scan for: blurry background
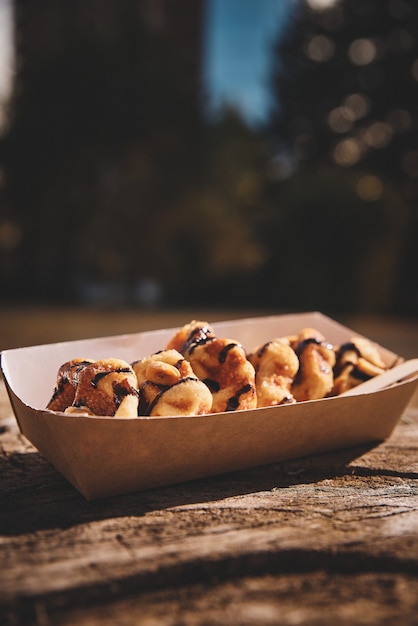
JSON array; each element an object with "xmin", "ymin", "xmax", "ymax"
[{"xmin": 0, "ymin": 0, "xmax": 417, "ymax": 320}]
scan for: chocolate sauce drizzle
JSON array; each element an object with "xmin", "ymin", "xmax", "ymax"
[
  {"xmin": 49, "ymin": 360, "xmax": 92, "ymax": 402},
  {"xmin": 91, "ymin": 367, "xmax": 133, "ymax": 388},
  {"xmin": 203, "ymin": 378, "xmax": 220, "ymax": 392},
  {"xmin": 334, "ymin": 342, "xmax": 362, "ymax": 376},
  {"xmin": 293, "ymin": 337, "xmax": 333, "ymax": 383},
  {"xmin": 142, "ymin": 377, "xmax": 198, "ymax": 416},
  {"xmin": 218, "ymin": 342, "xmax": 239, "ymax": 363},
  {"xmin": 182, "ymin": 325, "xmax": 215, "ymax": 354},
  {"xmin": 256, "ymin": 341, "xmax": 272, "ymax": 359},
  {"xmin": 335, "ymin": 342, "xmax": 361, "ymax": 360},
  {"xmin": 226, "ymin": 383, "xmax": 254, "ymax": 412}
]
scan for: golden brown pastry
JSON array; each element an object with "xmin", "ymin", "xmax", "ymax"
[
  {"xmin": 132, "ymin": 349, "xmax": 195, "ymax": 386},
  {"xmin": 287, "ymin": 327, "xmax": 326, "ymax": 349},
  {"xmin": 132, "ymin": 349, "xmax": 213, "ymax": 416},
  {"xmin": 183, "ymin": 336, "xmax": 257, "ymax": 413},
  {"xmin": 166, "ymin": 319, "xmax": 216, "ymax": 354},
  {"xmin": 290, "ymin": 328, "xmax": 336, "ymax": 401},
  {"xmin": 66, "ymin": 358, "xmax": 139, "ymax": 417},
  {"xmin": 139, "ymin": 377, "xmax": 213, "ymax": 417},
  {"xmin": 248, "ymin": 339, "xmax": 299, "ymax": 407},
  {"xmin": 331, "ymin": 336, "xmax": 387, "ymax": 395},
  {"xmin": 47, "ymin": 358, "xmax": 94, "ymax": 412},
  {"xmin": 47, "ymin": 320, "xmax": 390, "ymax": 420}
]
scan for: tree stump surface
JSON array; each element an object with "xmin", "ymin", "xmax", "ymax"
[{"xmin": 1, "ymin": 310, "xmax": 418, "ymax": 625}]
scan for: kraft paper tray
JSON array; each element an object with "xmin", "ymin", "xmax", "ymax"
[{"xmin": 1, "ymin": 311, "xmax": 417, "ymax": 499}]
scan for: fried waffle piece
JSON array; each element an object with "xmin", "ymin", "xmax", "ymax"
[
  {"xmin": 65, "ymin": 358, "xmax": 139, "ymax": 417},
  {"xmin": 132, "ymin": 349, "xmax": 195, "ymax": 385},
  {"xmin": 331, "ymin": 336, "xmax": 387, "ymax": 395},
  {"xmin": 248, "ymin": 339, "xmax": 299, "ymax": 407},
  {"xmin": 166, "ymin": 319, "xmax": 216, "ymax": 354},
  {"xmin": 182, "ymin": 336, "xmax": 257, "ymax": 413},
  {"xmin": 289, "ymin": 328, "xmax": 336, "ymax": 401},
  {"xmin": 47, "ymin": 358, "xmax": 94, "ymax": 412},
  {"xmin": 132, "ymin": 349, "xmax": 213, "ymax": 417},
  {"xmin": 167, "ymin": 320, "xmax": 257, "ymax": 413}
]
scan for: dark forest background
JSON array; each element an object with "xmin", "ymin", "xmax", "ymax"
[{"xmin": 0, "ymin": 0, "xmax": 417, "ymax": 317}]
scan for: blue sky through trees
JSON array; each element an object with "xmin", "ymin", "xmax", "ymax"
[{"xmin": 203, "ymin": 0, "xmax": 295, "ymax": 126}]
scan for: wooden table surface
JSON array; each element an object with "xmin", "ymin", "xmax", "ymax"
[{"xmin": 1, "ymin": 308, "xmax": 418, "ymax": 626}]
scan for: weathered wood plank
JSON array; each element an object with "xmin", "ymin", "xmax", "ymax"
[{"xmin": 1, "ymin": 365, "xmax": 418, "ymax": 625}]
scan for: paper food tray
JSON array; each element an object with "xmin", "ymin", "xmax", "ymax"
[{"xmin": 1, "ymin": 311, "xmax": 417, "ymax": 499}]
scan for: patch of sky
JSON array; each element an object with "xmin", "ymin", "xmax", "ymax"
[{"xmin": 202, "ymin": 0, "xmax": 296, "ymax": 127}]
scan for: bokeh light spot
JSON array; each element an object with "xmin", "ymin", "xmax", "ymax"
[
  {"xmin": 305, "ymin": 34, "xmax": 335, "ymax": 62},
  {"xmin": 328, "ymin": 106, "xmax": 355, "ymax": 133},
  {"xmin": 362, "ymin": 122, "xmax": 392, "ymax": 149},
  {"xmin": 0, "ymin": 220, "xmax": 21, "ymax": 251},
  {"xmin": 333, "ymin": 138, "xmax": 362, "ymax": 166},
  {"xmin": 306, "ymin": 0, "xmax": 341, "ymax": 9},
  {"xmin": 343, "ymin": 93, "xmax": 370, "ymax": 120},
  {"xmin": 356, "ymin": 175, "xmax": 383, "ymax": 201},
  {"xmin": 348, "ymin": 38, "xmax": 377, "ymax": 65},
  {"xmin": 385, "ymin": 108, "xmax": 411, "ymax": 132}
]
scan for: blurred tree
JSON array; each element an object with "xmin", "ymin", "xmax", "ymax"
[
  {"xmin": 263, "ymin": 0, "xmax": 418, "ymax": 314},
  {"xmin": 155, "ymin": 108, "xmax": 268, "ymax": 306},
  {"xmin": 258, "ymin": 167, "xmax": 409, "ymax": 313},
  {"xmin": 0, "ymin": 0, "xmax": 207, "ymax": 304}
]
